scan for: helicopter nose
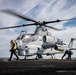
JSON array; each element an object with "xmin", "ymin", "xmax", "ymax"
[{"xmin": 15, "ymin": 40, "xmax": 23, "ymax": 48}]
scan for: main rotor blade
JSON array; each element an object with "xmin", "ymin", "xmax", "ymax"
[
  {"xmin": 0, "ymin": 23, "xmax": 35, "ymax": 30},
  {"xmin": 44, "ymin": 25, "xmax": 63, "ymax": 31},
  {"xmin": 1, "ymin": 9, "xmax": 38, "ymax": 23},
  {"xmin": 44, "ymin": 18, "xmax": 76, "ymax": 24}
]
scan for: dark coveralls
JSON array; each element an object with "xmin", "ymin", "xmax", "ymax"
[
  {"xmin": 62, "ymin": 50, "xmax": 73, "ymax": 59},
  {"xmin": 8, "ymin": 40, "xmax": 19, "ymax": 61}
]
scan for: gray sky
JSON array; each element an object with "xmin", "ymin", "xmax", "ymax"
[{"xmin": 0, "ymin": 0, "xmax": 76, "ymax": 58}]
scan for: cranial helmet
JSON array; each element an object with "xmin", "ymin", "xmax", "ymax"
[{"xmin": 11, "ymin": 39, "xmax": 14, "ymax": 42}]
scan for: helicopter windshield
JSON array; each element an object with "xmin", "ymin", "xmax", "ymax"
[
  {"xmin": 17, "ymin": 34, "xmax": 25, "ymax": 40},
  {"xmin": 17, "ymin": 31, "xmax": 28, "ymax": 40}
]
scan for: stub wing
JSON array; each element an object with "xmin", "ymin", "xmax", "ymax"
[{"xmin": 42, "ymin": 52, "xmax": 64, "ymax": 56}]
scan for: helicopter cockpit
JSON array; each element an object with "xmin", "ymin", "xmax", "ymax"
[{"xmin": 17, "ymin": 31, "xmax": 28, "ymax": 40}]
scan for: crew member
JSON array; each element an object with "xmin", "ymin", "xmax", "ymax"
[
  {"xmin": 8, "ymin": 39, "xmax": 19, "ymax": 61},
  {"xmin": 61, "ymin": 49, "xmax": 73, "ymax": 59}
]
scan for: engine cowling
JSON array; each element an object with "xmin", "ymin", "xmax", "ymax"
[
  {"xmin": 43, "ymin": 36, "xmax": 56, "ymax": 43},
  {"xmin": 54, "ymin": 45, "xmax": 64, "ymax": 51},
  {"xmin": 42, "ymin": 42, "xmax": 56, "ymax": 49}
]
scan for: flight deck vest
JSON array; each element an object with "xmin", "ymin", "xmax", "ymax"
[{"xmin": 11, "ymin": 41, "xmax": 17, "ymax": 50}]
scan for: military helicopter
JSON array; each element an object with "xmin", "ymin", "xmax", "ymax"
[{"xmin": 0, "ymin": 9, "xmax": 76, "ymax": 59}]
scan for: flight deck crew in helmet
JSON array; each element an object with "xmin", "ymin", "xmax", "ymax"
[
  {"xmin": 61, "ymin": 49, "xmax": 73, "ymax": 59},
  {"xmin": 8, "ymin": 39, "xmax": 19, "ymax": 61}
]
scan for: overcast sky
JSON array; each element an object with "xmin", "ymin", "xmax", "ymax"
[{"xmin": 0, "ymin": 0, "xmax": 76, "ymax": 58}]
